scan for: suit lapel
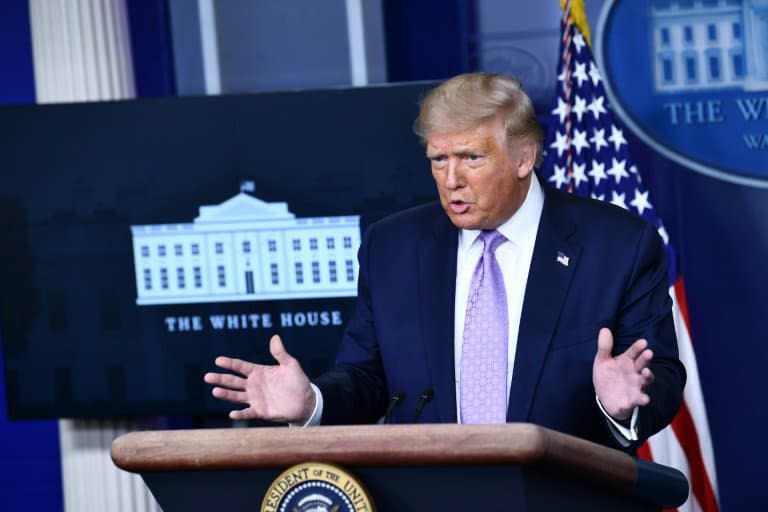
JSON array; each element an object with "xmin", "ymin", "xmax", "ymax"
[
  {"xmin": 507, "ymin": 187, "xmax": 581, "ymax": 422},
  {"xmin": 418, "ymin": 212, "xmax": 458, "ymax": 423}
]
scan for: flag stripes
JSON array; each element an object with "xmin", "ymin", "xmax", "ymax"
[{"xmin": 541, "ymin": 2, "xmax": 719, "ymax": 510}]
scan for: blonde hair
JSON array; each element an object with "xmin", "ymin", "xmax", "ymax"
[{"xmin": 413, "ymin": 72, "xmax": 543, "ymax": 166}]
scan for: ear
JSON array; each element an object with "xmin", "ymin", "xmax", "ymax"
[{"xmin": 515, "ymin": 141, "xmax": 537, "ymax": 179}]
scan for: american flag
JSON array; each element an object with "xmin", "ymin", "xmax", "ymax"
[{"xmin": 540, "ymin": 2, "xmax": 719, "ymax": 511}]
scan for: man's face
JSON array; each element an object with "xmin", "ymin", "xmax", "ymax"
[{"xmin": 427, "ymin": 116, "xmax": 535, "ymax": 231}]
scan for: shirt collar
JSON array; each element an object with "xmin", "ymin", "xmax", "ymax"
[{"xmin": 458, "ymin": 172, "xmax": 544, "ymax": 253}]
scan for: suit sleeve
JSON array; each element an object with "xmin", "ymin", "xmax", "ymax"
[
  {"xmin": 312, "ymin": 225, "xmax": 389, "ymax": 424},
  {"xmin": 611, "ymin": 221, "xmax": 686, "ymax": 445}
]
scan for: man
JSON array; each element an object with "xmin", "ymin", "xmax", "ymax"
[{"xmin": 204, "ymin": 73, "xmax": 685, "ymax": 450}]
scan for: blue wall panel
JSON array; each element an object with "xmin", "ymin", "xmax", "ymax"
[
  {"xmin": 0, "ymin": 2, "xmax": 63, "ymax": 511},
  {"xmin": 383, "ymin": 0, "xmax": 476, "ymax": 81},
  {"xmin": 126, "ymin": 0, "xmax": 177, "ymax": 97},
  {"xmin": 0, "ymin": 1, "xmax": 35, "ymax": 105}
]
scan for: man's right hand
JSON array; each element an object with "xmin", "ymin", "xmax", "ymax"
[{"xmin": 203, "ymin": 334, "xmax": 316, "ymax": 424}]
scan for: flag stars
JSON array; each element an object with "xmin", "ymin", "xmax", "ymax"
[
  {"xmin": 543, "ymin": 41, "xmax": 663, "ymax": 244},
  {"xmin": 610, "ymin": 191, "xmax": 628, "ymax": 210},
  {"xmin": 607, "ymin": 157, "xmax": 629, "ymax": 184},
  {"xmin": 573, "ymin": 32, "xmax": 586, "ymax": 54},
  {"xmin": 590, "ymin": 128, "xmax": 609, "ymax": 152},
  {"xmin": 572, "ymin": 129, "xmax": 590, "ymax": 155},
  {"xmin": 571, "ymin": 95, "xmax": 588, "ymax": 123},
  {"xmin": 550, "ymin": 130, "xmax": 570, "ymax": 158},
  {"xmin": 572, "ymin": 162, "xmax": 588, "ymax": 188},
  {"xmin": 589, "ymin": 161, "xmax": 607, "ymax": 186},
  {"xmin": 630, "ymin": 189, "xmax": 653, "ymax": 215},
  {"xmin": 608, "ymin": 125, "xmax": 627, "ymax": 152},
  {"xmin": 552, "ymin": 97, "xmax": 570, "ymax": 124},
  {"xmin": 588, "ymin": 61, "xmax": 602, "ymax": 86},
  {"xmin": 549, "ymin": 164, "xmax": 569, "ymax": 189},
  {"xmin": 588, "ymin": 95, "xmax": 607, "ymax": 120},
  {"xmin": 573, "ymin": 61, "xmax": 589, "ymax": 87}
]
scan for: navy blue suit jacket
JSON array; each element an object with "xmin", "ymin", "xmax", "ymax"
[{"xmin": 314, "ymin": 183, "xmax": 686, "ymax": 449}]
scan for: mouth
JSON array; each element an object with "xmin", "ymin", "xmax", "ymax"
[{"xmin": 449, "ymin": 200, "xmax": 470, "ymax": 214}]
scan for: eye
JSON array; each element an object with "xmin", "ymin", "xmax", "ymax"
[
  {"xmin": 430, "ymin": 155, "xmax": 447, "ymax": 168},
  {"xmin": 464, "ymin": 153, "xmax": 485, "ymax": 165}
]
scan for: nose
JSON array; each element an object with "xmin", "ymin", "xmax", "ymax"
[{"xmin": 444, "ymin": 158, "xmax": 464, "ymax": 189}]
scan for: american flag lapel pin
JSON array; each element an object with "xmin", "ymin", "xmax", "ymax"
[{"xmin": 556, "ymin": 251, "xmax": 569, "ymax": 267}]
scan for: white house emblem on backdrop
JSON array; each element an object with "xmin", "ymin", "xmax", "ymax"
[
  {"xmin": 596, "ymin": 0, "xmax": 768, "ymax": 187},
  {"xmin": 130, "ymin": 189, "xmax": 361, "ymax": 306},
  {"xmin": 649, "ymin": 0, "xmax": 768, "ymax": 93}
]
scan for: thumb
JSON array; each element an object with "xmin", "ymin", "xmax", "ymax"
[
  {"xmin": 269, "ymin": 335, "xmax": 293, "ymax": 365},
  {"xmin": 595, "ymin": 327, "xmax": 614, "ymax": 362}
]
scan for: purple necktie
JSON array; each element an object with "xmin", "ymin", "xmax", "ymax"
[{"xmin": 460, "ymin": 230, "xmax": 508, "ymax": 424}]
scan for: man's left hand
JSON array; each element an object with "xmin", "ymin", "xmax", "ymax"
[{"xmin": 592, "ymin": 327, "xmax": 655, "ymax": 422}]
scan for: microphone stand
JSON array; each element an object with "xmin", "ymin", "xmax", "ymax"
[{"xmin": 412, "ymin": 388, "xmax": 434, "ymax": 423}]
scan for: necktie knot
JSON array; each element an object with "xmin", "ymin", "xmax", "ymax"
[{"xmin": 480, "ymin": 230, "xmax": 506, "ymax": 254}]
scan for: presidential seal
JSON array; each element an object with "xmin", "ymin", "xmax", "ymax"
[{"xmin": 260, "ymin": 462, "xmax": 375, "ymax": 512}]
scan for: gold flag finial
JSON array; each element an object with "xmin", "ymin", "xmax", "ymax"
[{"xmin": 560, "ymin": 0, "xmax": 592, "ymax": 48}]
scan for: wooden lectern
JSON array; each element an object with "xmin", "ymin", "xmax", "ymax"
[{"xmin": 111, "ymin": 423, "xmax": 688, "ymax": 511}]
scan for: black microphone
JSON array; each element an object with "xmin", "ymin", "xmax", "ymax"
[
  {"xmin": 381, "ymin": 391, "xmax": 405, "ymax": 424},
  {"xmin": 412, "ymin": 388, "xmax": 434, "ymax": 423}
]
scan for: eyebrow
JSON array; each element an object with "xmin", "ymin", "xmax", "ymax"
[{"xmin": 427, "ymin": 146, "xmax": 486, "ymax": 159}]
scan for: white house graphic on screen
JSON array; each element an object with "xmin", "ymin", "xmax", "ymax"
[
  {"xmin": 649, "ymin": 0, "xmax": 768, "ymax": 92},
  {"xmin": 130, "ymin": 187, "xmax": 360, "ymax": 306}
]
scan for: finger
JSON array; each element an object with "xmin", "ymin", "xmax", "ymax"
[
  {"xmin": 637, "ymin": 393, "xmax": 650, "ymax": 406},
  {"xmin": 204, "ymin": 372, "xmax": 247, "ymax": 390},
  {"xmin": 211, "ymin": 387, "xmax": 248, "ymax": 403},
  {"xmin": 204, "ymin": 372, "xmax": 224, "ymax": 385},
  {"xmin": 216, "ymin": 356, "xmax": 257, "ymax": 376},
  {"xmin": 623, "ymin": 339, "xmax": 649, "ymax": 361},
  {"xmin": 640, "ymin": 367, "xmax": 655, "ymax": 387},
  {"xmin": 633, "ymin": 349, "xmax": 654, "ymax": 372},
  {"xmin": 229, "ymin": 408, "xmax": 256, "ymax": 421},
  {"xmin": 269, "ymin": 335, "xmax": 294, "ymax": 366},
  {"xmin": 213, "ymin": 356, "xmax": 237, "ymax": 370},
  {"xmin": 595, "ymin": 328, "xmax": 614, "ymax": 361}
]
